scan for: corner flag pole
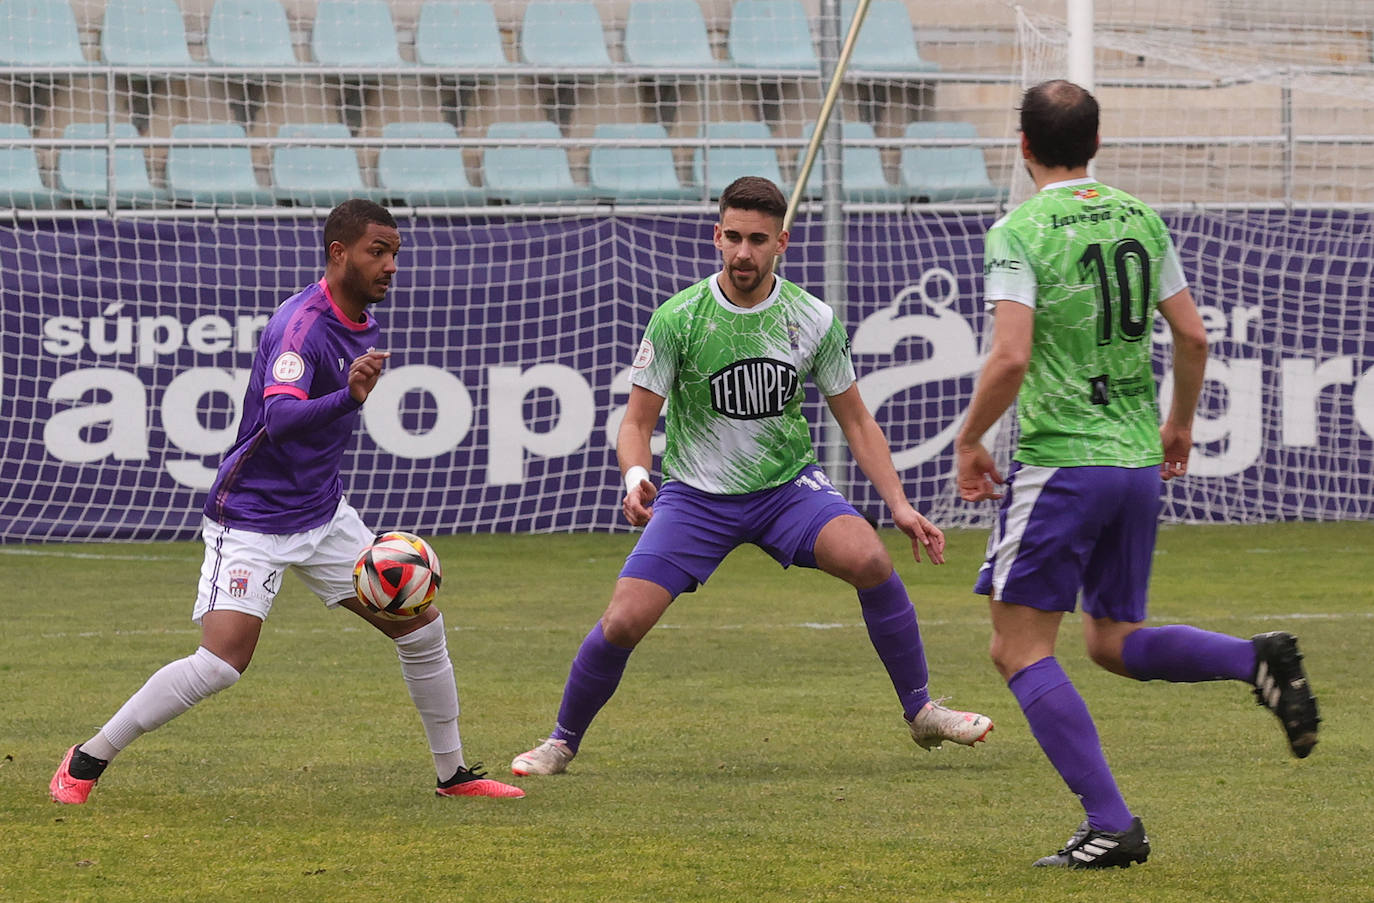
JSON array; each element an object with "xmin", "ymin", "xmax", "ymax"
[{"xmin": 782, "ymin": 0, "xmax": 874, "ymax": 234}]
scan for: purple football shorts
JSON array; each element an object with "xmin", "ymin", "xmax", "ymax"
[
  {"xmin": 973, "ymin": 462, "xmax": 1162, "ymax": 621},
  {"xmin": 619, "ymin": 464, "xmax": 863, "ymax": 597}
]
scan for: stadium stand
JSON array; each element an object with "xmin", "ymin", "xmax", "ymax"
[
  {"xmin": 376, "ymin": 120, "xmax": 486, "ymax": 207},
  {"xmin": 588, "ymin": 121, "xmax": 696, "ymax": 202},
  {"xmin": 165, "ymin": 121, "xmax": 277, "ymax": 207},
  {"xmin": 58, "ymin": 121, "xmax": 169, "ymax": 208}
]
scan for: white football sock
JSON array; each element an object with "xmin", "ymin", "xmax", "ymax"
[
  {"xmin": 394, "ymin": 613, "xmax": 465, "ymax": 778},
  {"xmin": 82, "ymin": 646, "xmax": 241, "ymax": 761}
]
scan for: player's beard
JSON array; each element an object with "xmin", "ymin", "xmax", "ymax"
[
  {"xmin": 726, "ymin": 261, "xmax": 771, "ymax": 296},
  {"xmin": 344, "ymin": 259, "xmax": 390, "ymax": 305}
]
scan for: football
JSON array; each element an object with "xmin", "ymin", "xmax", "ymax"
[{"xmin": 353, "ymin": 531, "xmax": 442, "ymax": 620}]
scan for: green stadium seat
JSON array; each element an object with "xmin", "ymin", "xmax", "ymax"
[
  {"xmin": 692, "ymin": 121, "xmax": 785, "ymax": 198},
  {"xmin": 166, "ymin": 122, "xmax": 276, "ymax": 207},
  {"xmin": 100, "ymin": 0, "xmax": 196, "ymax": 66},
  {"xmin": 0, "ymin": 0, "xmax": 85, "ymax": 65},
  {"xmin": 311, "ymin": 0, "xmax": 406, "ymax": 66},
  {"xmin": 520, "ymin": 1, "xmax": 612, "ymax": 66},
  {"xmin": 207, "ymin": 0, "xmax": 297, "ymax": 66},
  {"xmin": 58, "ymin": 122, "xmax": 169, "ymax": 208},
  {"xmin": 844, "ymin": 0, "xmax": 940, "ymax": 71},
  {"xmin": 624, "ymin": 0, "xmax": 719, "ymax": 67},
  {"xmin": 589, "ymin": 123, "xmax": 695, "ymax": 202},
  {"xmin": 802, "ymin": 119, "xmax": 904, "ymax": 202},
  {"xmin": 727, "ymin": 0, "xmax": 819, "ymax": 70},
  {"xmin": 0, "ymin": 123, "xmax": 62, "ymax": 209},
  {"xmin": 900, "ymin": 121, "xmax": 1006, "ymax": 203},
  {"xmin": 415, "ymin": 1, "xmax": 510, "ymax": 67},
  {"xmin": 377, "ymin": 121, "xmax": 485, "ymax": 207},
  {"xmin": 482, "ymin": 120, "xmax": 595, "ymax": 204},
  {"xmin": 273, "ymin": 122, "xmax": 376, "ymax": 207}
]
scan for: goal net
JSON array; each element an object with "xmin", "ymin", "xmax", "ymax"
[{"xmin": 1, "ymin": 0, "xmax": 1371, "ymax": 542}]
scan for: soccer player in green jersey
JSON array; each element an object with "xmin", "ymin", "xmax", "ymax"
[
  {"xmin": 511, "ymin": 176, "xmax": 992, "ymax": 776},
  {"xmin": 956, "ymin": 80, "xmax": 1320, "ymax": 868}
]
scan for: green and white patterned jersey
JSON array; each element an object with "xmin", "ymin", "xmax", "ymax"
[
  {"xmin": 629, "ymin": 274, "xmax": 856, "ymax": 494},
  {"xmin": 983, "ymin": 178, "xmax": 1188, "ymax": 467}
]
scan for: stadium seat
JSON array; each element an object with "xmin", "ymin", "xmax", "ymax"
[
  {"xmin": 415, "ymin": 1, "xmax": 510, "ymax": 128},
  {"xmin": 0, "ymin": 0, "xmax": 85, "ymax": 65},
  {"xmin": 589, "ymin": 123, "xmax": 695, "ymax": 202},
  {"xmin": 166, "ymin": 122, "xmax": 276, "ymax": 207},
  {"xmin": 520, "ymin": 1, "xmax": 613, "ymax": 66},
  {"xmin": 311, "ymin": 0, "xmax": 406, "ymax": 66},
  {"xmin": 312, "ymin": 1, "xmax": 409, "ymax": 131},
  {"xmin": 273, "ymin": 122, "xmax": 376, "ymax": 207},
  {"xmin": 0, "ymin": 0, "xmax": 87, "ymax": 129},
  {"xmin": 207, "ymin": 0, "xmax": 297, "ymax": 66},
  {"xmin": 482, "ymin": 120, "xmax": 595, "ymax": 204},
  {"xmin": 415, "ymin": 1, "xmax": 510, "ymax": 67},
  {"xmin": 100, "ymin": 0, "xmax": 196, "ymax": 66},
  {"xmin": 727, "ymin": 0, "xmax": 819, "ymax": 70},
  {"xmin": 900, "ymin": 121, "xmax": 1006, "ymax": 203},
  {"xmin": 844, "ymin": 0, "xmax": 940, "ymax": 72},
  {"xmin": 802, "ymin": 119, "xmax": 903, "ymax": 202},
  {"xmin": 58, "ymin": 122, "xmax": 169, "ymax": 208},
  {"xmin": 623, "ymin": 0, "xmax": 719, "ymax": 68},
  {"xmin": 692, "ymin": 121, "xmax": 785, "ymax": 198},
  {"xmin": 0, "ymin": 123, "xmax": 62, "ymax": 208},
  {"xmin": 377, "ymin": 121, "xmax": 485, "ymax": 207}
]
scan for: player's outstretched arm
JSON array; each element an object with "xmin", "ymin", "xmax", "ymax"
[
  {"xmin": 1156, "ymin": 288, "xmax": 1207, "ymax": 481},
  {"xmin": 824, "ymin": 384, "xmax": 945, "ymax": 564},
  {"xmin": 617, "ymin": 385, "xmax": 666, "ymax": 527}
]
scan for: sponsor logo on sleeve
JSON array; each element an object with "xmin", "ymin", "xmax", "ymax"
[
  {"xmin": 272, "ymin": 351, "xmax": 305, "ymax": 382},
  {"xmin": 632, "ymin": 338, "xmax": 654, "ymax": 370}
]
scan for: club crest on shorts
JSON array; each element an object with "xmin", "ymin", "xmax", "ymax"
[{"xmin": 227, "ymin": 567, "xmax": 251, "ymax": 597}]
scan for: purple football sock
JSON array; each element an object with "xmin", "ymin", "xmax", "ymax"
[
  {"xmin": 550, "ymin": 621, "xmax": 633, "ymax": 753},
  {"xmin": 1121, "ymin": 624, "xmax": 1256, "ymax": 683},
  {"xmin": 1008, "ymin": 657, "xmax": 1134, "ymax": 833},
  {"xmin": 857, "ymin": 571, "xmax": 931, "ymax": 721}
]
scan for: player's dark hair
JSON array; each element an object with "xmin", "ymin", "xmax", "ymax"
[
  {"xmin": 1020, "ymin": 79, "xmax": 1099, "ymax": 170},
  {"xmin": 719, "ymin": 176, "xmax": 788, "ymax": 223},
  {"xmin": 323, "ymin": 198, "xmax": 397, "ymax": 254}
]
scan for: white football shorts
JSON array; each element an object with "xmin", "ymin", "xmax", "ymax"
[{"xmin": 192, "ymin": 497, "xmax": 375, "ymax": 623}]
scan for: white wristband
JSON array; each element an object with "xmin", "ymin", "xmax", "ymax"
[{"xmin": 624, "ymin": 465, "xmax": 651, "ymax": 493}]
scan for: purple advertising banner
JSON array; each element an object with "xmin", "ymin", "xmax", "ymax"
[{"xmin": 2, "ymin": 211, "xmax": 1371, "ymax": 543}]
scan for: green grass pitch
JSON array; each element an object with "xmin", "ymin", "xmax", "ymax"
[{"xmin": 2, "ymin": 522, "xmax": 1371, "ymax": 902}]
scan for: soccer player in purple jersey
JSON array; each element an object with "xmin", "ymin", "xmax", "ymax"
[
  {"xmin": 511, "ymin": 176, "xmax": 992, "ymax": 778},
  {"xmin": 956, "ymin": 81, "xmax": 1319, "ymax": 868},
  {"xmin": 50, "ymin": 199, "xmax": 523, "ymax": 804}
]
